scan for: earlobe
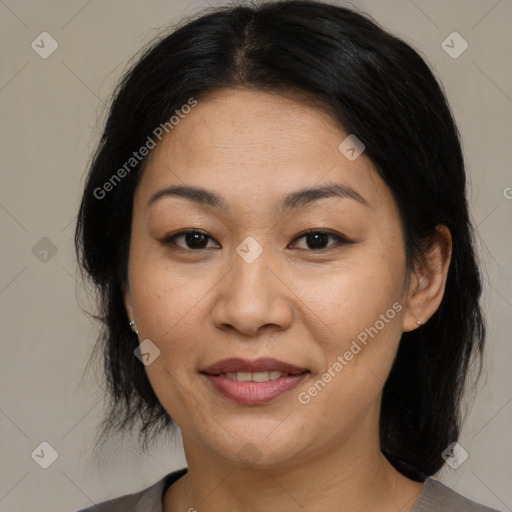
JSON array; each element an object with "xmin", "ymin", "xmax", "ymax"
[
  {"xmin": 402, "ymin": 267, "xmax": 425, "ymax": 332},
  {"xmin": 402, "ymin": 225, "xmax": 453, "ymax": 333}
]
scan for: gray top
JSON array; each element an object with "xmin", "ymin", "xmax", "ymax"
[{"xmin": 76, "ymin": 468, "xmax": 502, "ymax": 512}]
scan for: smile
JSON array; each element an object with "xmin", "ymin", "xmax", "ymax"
[{"xmin": 201, "ymin": 358, "xmax": 310, "ymax": 404}]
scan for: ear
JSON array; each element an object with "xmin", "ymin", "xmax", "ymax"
[
  {"xmin": 123, "ymin": 282, "xmax": 135, "ymax": 322},
  {"xmin": 402, "ymin": 225, "xmax": 452, "ymax": 332}
]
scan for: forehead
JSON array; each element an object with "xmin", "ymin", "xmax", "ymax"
[{"xmin": 135, "ymin": 88, "xmax": 388, "ymax": 212}]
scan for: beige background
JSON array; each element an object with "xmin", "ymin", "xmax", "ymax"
[{"xmin": 0, "ymin": 0, "xmax": 511, "ymax": 511}]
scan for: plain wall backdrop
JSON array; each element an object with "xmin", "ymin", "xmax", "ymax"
[{"xmin": 0, "ymin": 0, "xmax": 511, "ymax": 511}]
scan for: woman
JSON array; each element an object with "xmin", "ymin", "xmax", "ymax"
[{"xmin": 74, "ymin": 1, "xmax": 500, "ymax": 510}]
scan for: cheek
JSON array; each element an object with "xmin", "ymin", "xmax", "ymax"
[
  {"xmin": 294, "ymin": 248, "xmax": 404, "ymax": 338},
  {"xmin": 293, "ymin": 243, "xmax": 405, "ymax": 388},
  {"xmin": 297, "ymin": 284, "xmax": 403, "ymax": 430},
  {"xmin": 127, "ymin": 257, "xmax": 221, "ymax": 407},
  {"xmin": 129, "ymin": 247, "xmax": 212, "ymax": 340},
  {"xmin": 133, "ymin": 266, "xmax": 211, "ymax": 421}
]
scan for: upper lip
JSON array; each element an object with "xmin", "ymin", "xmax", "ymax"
[{"xmin": 202, "ymin": 358, "xmax": 309, "ymax": 375}]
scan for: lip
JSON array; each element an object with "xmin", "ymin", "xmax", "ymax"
[
  {"xmin": 201, "ymin": 358, "xmax": 310, "ymax": 405},
  {"xmin": 202, "ymin": 357, "xmax": 308, "ymax": 375}
]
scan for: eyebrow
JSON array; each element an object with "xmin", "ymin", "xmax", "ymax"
[{"xmin": 146, "ymin": 182, "xmax": 368, "ymax": 212}]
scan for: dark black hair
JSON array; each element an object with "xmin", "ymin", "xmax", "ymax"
[{"xmin": 75, "ymin": 0, "xmax": 485, "ymax": 480}]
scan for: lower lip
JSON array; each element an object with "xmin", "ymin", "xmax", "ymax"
[{"xmin": 203, "ymin": 373, "xmax": 309, "ymax": 404}]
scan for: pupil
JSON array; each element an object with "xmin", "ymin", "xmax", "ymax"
[
  {"xmin": 307, "ymin": 232, "xmax": 328, "ymax": 250},
  {"xmin": 186, "ymin": 232, "xmax": 208, "ymax": 249}
]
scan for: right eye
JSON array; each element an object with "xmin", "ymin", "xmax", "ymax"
[{"xmin": 161, "ymin": 230, "xmax": 220, "ymax": 251}]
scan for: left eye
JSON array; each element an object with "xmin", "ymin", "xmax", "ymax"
[{"xmin": 290, "ymin": 230, "xmax": 349, "ymax": 251}]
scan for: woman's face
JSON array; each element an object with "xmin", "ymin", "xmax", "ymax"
[{"xmin": 124, "ymin": 88, "xmax": 417, "ymax": 468}]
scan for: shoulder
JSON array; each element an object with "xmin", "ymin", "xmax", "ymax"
[
  {"xmin": 74, "ymin": 468, "xmax": 187, "ymax": 512},
  {"xmin": 412, "ymin": 477, "xmax": 503, "ymax": 512}
]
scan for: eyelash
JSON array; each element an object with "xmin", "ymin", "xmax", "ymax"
[{"xmin": 161, "ymin": 229, "xmax": 351, "ymax": 252}]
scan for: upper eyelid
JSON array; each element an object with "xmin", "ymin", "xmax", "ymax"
[{"xmin": 164, "ymin": 230, "xmax": 219, "ymax": 247}]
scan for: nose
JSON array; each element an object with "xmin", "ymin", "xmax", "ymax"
[{"xmin": 211, "ymin": 245, "xmax": 293, "ymax": 337}]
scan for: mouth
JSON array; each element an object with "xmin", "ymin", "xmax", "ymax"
[
  {"xmin": 210, "ymin": 370, "xmax": 299, "ymax": 382},
  {"xmin": 201, "ymin": 358, "xmax": 310, "ymax": 404}
]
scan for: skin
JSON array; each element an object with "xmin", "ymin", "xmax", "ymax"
[{"xmin": 123, "ymin": 88, "xmax": 452, "ymax": 512}]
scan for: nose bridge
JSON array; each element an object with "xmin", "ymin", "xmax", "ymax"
[
  {"xmin": 212, "ymin": 238, "xmax": 292, "ymax": 335},
  {"xmin": 228, "ymin": 238, "xmax": 275, "ymax": 306}
]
